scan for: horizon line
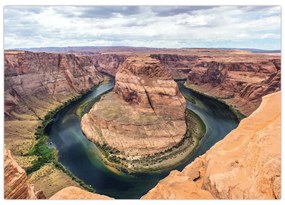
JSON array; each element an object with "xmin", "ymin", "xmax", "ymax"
[{"xmin": 4, "ymin": 45, "xmax": 281, "ymax": 51}]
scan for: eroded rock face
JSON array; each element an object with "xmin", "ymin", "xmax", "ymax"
[
  {"xmin": 142, "ymin": 91, "xmax": 281, "ymax": 199},
  {"xmin": 4, "ymin": 50, "xmax": 104, "ymax": 197},
  {"xmin": 81, "ymin": 56, "xmax": 186, "ymax": 157},
  {"xmin": 4, "ymin": 51, "xmax": 104, "ymax": 120},
  {"xmin": 150, "ymin": 51, "xmax": 280, "ymax": 116},
  {"xmin": 185, "ymin": 58, "xmax": 280, "ymax": 116},
  {"xmin": 91, "ymin": 53, "xmax": 127, "ymax": 76},
  {"xmin": 240, "ymin": 69, "xmax": 281, "ymax": 101},
  {"xmin": 4, "ymin": 149, "xmax": 44, "ymax": 199},
  {"xmin": 150, "ymin": 54, "xmax": 197, "ymax": 79},
  {"xmin": 114, "ymin": 56, "xmax": 186, "ymax": 119},
  {"xmin": 50, "ymin": 187, "xmax": 113, "ymax": 200},
  {"xmin": 202, "ymin": 61, "xmax": 228, "ymax": 86},
  {"xmin": 4, "ymin": 50, "xmax": 104, "ymax": 154}
]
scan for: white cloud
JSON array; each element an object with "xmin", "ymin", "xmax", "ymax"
[
  {"xmin": 260, "ymin": 33, "xmax": 280, "ymax": 39},
  {"xmin": 4, "ymin": 6, "xmax": 281, "ymax": 49}
]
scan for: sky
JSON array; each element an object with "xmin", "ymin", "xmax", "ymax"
[{"xmin": 4, "ymin": 6, "xmax": 281, "ymax": 50}]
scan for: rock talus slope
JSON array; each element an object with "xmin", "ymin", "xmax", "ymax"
[
  {"xmin": 142, "ymin": 91, "xmax": 281, "ymax": 199},
  {"xmin": 81, "ymin": 56, "xmax": 186, "ymax": 157}
]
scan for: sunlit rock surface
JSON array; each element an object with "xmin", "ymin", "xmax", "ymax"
[{"xmin": 142, "ymin": 91, "xmax": 280, "ymax": 199}]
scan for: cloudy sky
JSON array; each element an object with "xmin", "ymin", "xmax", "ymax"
[{"xmin": 4, "ymin": 6, "xmax": 281, "ymax": 50}]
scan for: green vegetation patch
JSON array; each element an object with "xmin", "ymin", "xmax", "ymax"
[
  {"xmin": 25, "ymin": 87, "xmax": 101, "ymax": 193},
  {"xmin": 25, "ymin": 110, "xmax": 59, "ymax": 175}
]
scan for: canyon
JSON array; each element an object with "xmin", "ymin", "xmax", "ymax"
[
  {"xmin": 4, "ymin": 48, "xmax": 281, "ymax": 199},
  {"xmin": 5, "ymin": 90, "xmax": 280, "ymax": 199},
  {"xmin": 86, "ymin": 49, "xmax": 280, "ymax": 117}
]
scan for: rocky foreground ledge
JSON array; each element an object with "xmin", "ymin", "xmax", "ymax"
[
  {"xmin": 81, "ymin": 56, "xmax": 195, "ymax": 172},
  {"xmin": 142, "ymin": 91, "xmax": 281, "ymax": 199}
]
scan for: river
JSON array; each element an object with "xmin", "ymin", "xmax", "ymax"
[{"xmin": 46, "ymin": 78, "xmax": 239, "ymax": 199}]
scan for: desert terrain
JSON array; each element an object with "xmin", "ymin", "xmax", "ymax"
[{"xmin": 4, "ymin": 47, "xmax": 281, "ymax": 199}]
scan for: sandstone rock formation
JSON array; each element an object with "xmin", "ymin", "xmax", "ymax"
[
  {"xmin": 4, "ymin": 51, "xmax": 104, "ymax": 121},
  {"xmin": 4, "ymin": 50, "xmax": 104, "ymax": 197},
  {"xmin": 85, "ymin": 50, "xmax": 280, "ymax": 117},
  {"xmin": 4, "ymin": 50, "xmax": 104, "ymax": 152},
  {"xmin": 240, "ymin": 69, "xmax": 281, "ymax": 102},
  {"xmin": 81, "ymin": 56, "xmax": 187, "ymax": 171},
  {"xmin": 150, "ymin": 50, "xmax": 280, "ymax": 116},
  {"xmin": 142, "ymin": 91, "xmax": 281, "ymax": 199},
  {"xmin": 4, "ymin": 48, "xmax": 281, "ymax": 199},
  {"xmin": 50, "ymin": 186, "xmax": 113, "ymax": 200},
  {"xmin": 185, "ymin": 57, "xmax": 280, "ymax": 116},
  {"xmin": 114, "ymin": 56, "xmax": 186, "ymax": 121},
  {"xmin": 91, "ymin": 53, "xmax": 127, "ymax": 76},
  {"xmin": 150, "ymin": 54, "xmax": 197, "ymax": 79},
  {"xmin": 141, "ymin": 170, "xmax": 214, "ymax": 199},
  {"xmin": 4, "ymin": 149, "xmax": 44, "ymax": 199}
]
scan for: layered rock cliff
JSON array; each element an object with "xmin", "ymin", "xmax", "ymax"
[
  {"xmin": 142, "ymin": 91, "xmax": 281, "ymax": 199},
  {"xmin": 5, "ymin": 50, "xmax": 104, "ymax": 121},
  {"xmin": 81, "ymin": 56, "xmax": 188, "ymax": 172},
  {"xmin": 87, "ymin": 51, "xmax": 280, "ymax": 117},
  {"xmin": 114, "ymin": 56, "xmax": 186, "ymax": 121},
  {"xmin": 150, "ymin": 54, "xmax": 197, "ymax": 79},
  {"xmin": 4, "ymin": 149, "xmax": 44, "ymax": 199},
  {"xmin": 186, "ymin": 59, "xmax": 280, "ymax": 116},
  {"xmin": 151, "ymin": 51, "xmax": 280, "ymax": 116},
  {"xmin": 4, "ymin": 50, "xmax": 104, "ymax": 197},
  {"xmin": 91, "ymin": 53, "xmax": 127, "ymax": 76},
  {"xmin": 4, "ymin": 50, "xmax": 104, "ymax": 153}
]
